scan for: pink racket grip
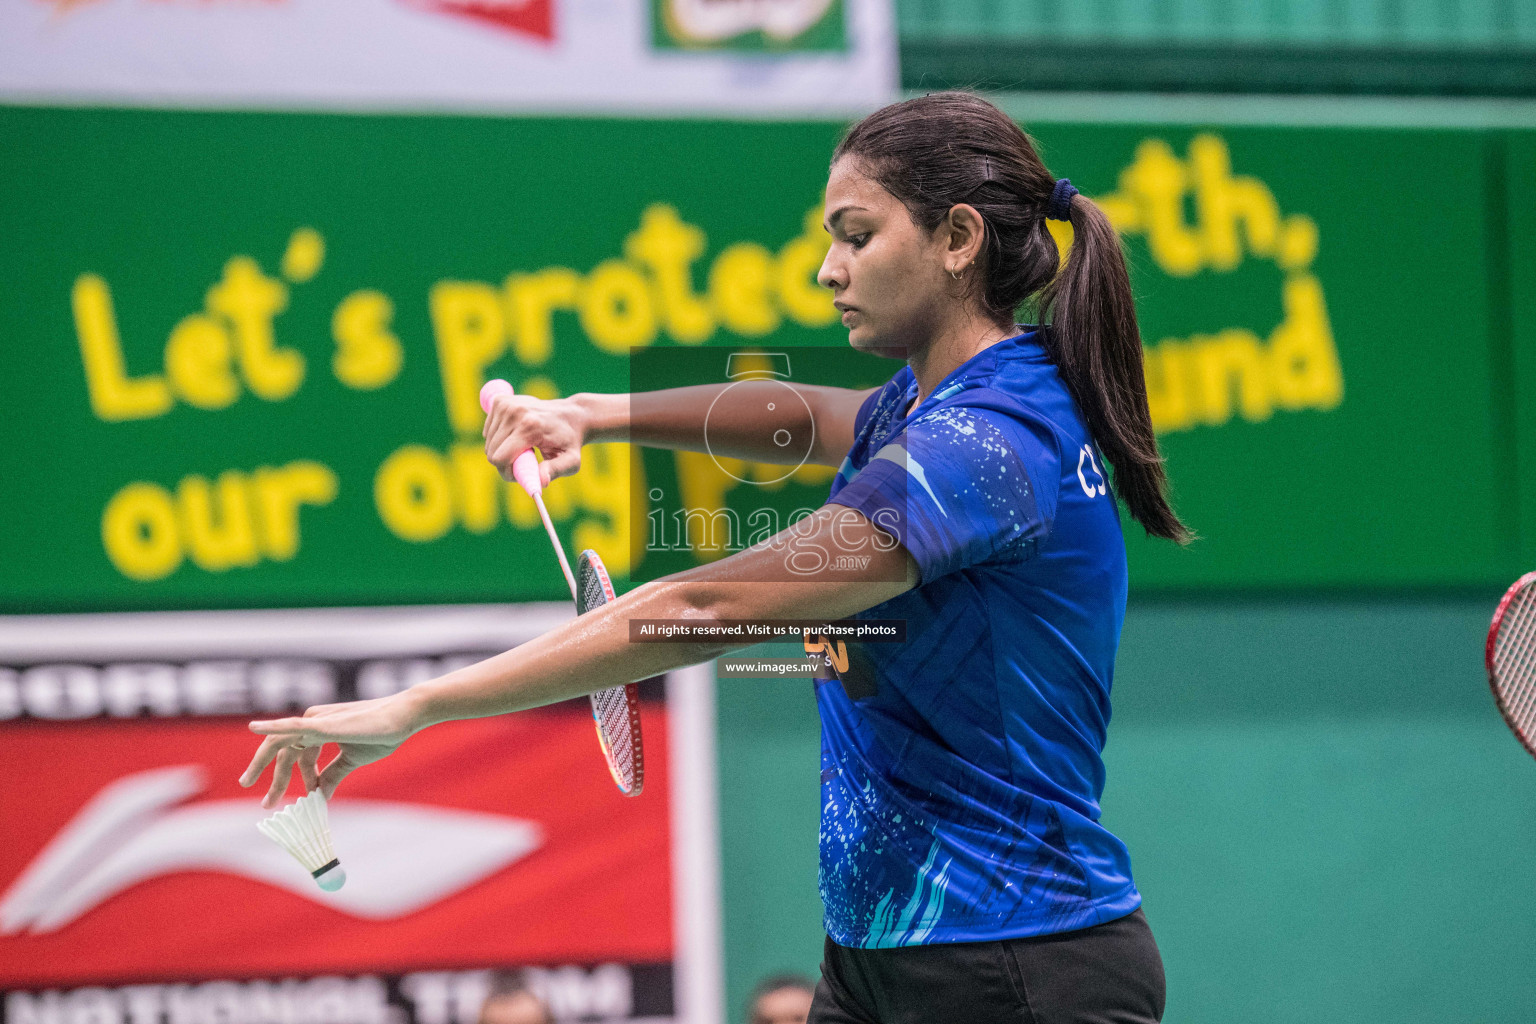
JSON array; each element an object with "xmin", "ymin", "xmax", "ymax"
[{"xmin": 479, "ymin": 378, "xmax": 543, "ymax": 499}]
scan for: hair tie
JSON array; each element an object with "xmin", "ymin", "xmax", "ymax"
[{"xmin": 1047, "ymin": 178, "xmax": 1078, "ymax": 221}]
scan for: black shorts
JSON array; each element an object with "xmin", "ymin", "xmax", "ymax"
[{"xmin": 808, "ymin": 907, "xmax": 1166, "ymax": 1024}]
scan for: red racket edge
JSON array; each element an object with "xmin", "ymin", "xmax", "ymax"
[
  {"xmin": 595, "ymin": 682, "xmax": 646, "ymax": 797},
  {"xmin": 581, "ymin": 549, "xmax": 646, "ymax": 797},
  {"xmin": 1486, "ymin": 570, "xmax": 1536, "ymax": 759}
]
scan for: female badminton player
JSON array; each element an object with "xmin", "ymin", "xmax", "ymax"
[{"xmin": 242, "ymin": 91, "xmax": 1186, "ymax": 1024}]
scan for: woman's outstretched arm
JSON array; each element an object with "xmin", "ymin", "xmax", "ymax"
[
  {"xmin": 483, "ymin": 382, "xmax": 878, "ymax": 485},
  {"xmin": 239, "ymin": 502, "xmax": 915, "ymax": 806}
]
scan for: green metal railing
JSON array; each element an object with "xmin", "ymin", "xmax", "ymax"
[{"xmin": 898, "ymin": 0, "xmax": 1536, "ymax": 94}]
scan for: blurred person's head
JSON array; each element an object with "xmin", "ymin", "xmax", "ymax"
[
  {"xmin": 477, "ymin": 972, "xmax": 551, "ymax": 1024},
  {"xmin": 746, "ymin": 973, "xmax": 815, "ymax": 1024},
  {"xmin": 818, "ymin": 90, "xmax": 1188, "ymax": 545}
]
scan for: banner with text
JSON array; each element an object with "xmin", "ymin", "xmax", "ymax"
[
  {"xmin": 0, "ymin": 607, "xmax": 720, "ymax": 1024},
  {"xmin": 0, "ymin": 109, "xmax": 1519, "ymax": 609}
]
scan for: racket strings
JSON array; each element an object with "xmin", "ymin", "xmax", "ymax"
[
  {"xmin": 581, "ymin": 569, "xmax": 607, "ymax": 614},
  {"xmin": 1493, "ymin": 584, "xmax": 1536, "ymax": 741},
  {"xmin": 575, "ymin": 548, "xmax": 644, "ymax": 796},
  {"xmin": 593, "ymin": 686, "xmax": 636, "ymax": 769}
]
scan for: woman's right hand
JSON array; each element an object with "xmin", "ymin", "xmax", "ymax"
[
  {"xmin": 241, "ymin": 691, "xmax": 430, "ymax": 807},
  {"xmin": 482, "ymin": 392, "xmax": 590, "ymax": 488}
]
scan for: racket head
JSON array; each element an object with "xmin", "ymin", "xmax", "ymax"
[
  {"xmin": 1487, "ymin": 571, "xmax": 1536, "ymax": 759},
  {"xmin": 575, "ymin": 549, "xmax": 645, "ymax": 796}
]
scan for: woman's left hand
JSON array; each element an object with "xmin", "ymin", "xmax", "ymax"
[{"xmin": 239, "ymin": 692, "xmax": 426, "ymax": 808}]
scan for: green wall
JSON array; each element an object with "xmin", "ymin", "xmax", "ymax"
[
  {"xmin": 898, "ymin": 0, "xmax": 1536, "ymax": 47},
  {"xmin": 895, "ymin": 1, "xmax": 1536, "ymax": 95},
  {"xmin": 1509, "ymin": 132, "xmax": 1536, "ymax": 570},
  {"xmin": 717, "ymin": 594, "xmax": 1536, "ymax": 1022},
  {"xmin": 3, "ymin": 108, "xmax": 1531, "ymax": 611}
]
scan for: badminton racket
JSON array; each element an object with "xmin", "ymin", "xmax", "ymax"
[
  {"xmin": 575, "ymin": 548, "xmax": 645, "ymax": 796},
  {"xmin": 1487, "ymin": 570, "xmax": 1536, "ymax": 759},
  {"xmin": 480, "ymin": 379, "xmax": 645, "ymax": 796}
]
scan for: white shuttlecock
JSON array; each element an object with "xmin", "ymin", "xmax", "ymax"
[{"xmin": 257, "ymin": 790, "xmax": 346, "ymax": 892}]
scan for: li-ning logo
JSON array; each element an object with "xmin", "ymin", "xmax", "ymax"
[
  {"xmin": 1077, "ymin": 445, "xmax": 1107, "ymax": 498},
  {"xmin": 804, "ymin": 634, "xmax": 848, "ymax": 673},
  {"xmin": 0, "ymin": 766, "xmax": 542, "ymax": 934}
]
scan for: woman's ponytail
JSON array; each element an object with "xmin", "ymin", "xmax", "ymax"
[{"xmin": 1039, "ymin": 195, "xmax": 1191, "ymax": 542}]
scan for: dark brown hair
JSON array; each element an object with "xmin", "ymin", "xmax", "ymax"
[{"xmin": 833, "ymin": 91, "xmax": 1190, "ymax": 543}]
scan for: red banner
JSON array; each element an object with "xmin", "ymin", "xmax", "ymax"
[
  {"xmin": 0, "ymin": 606, "xmax": 715, "ymax": 1024},
  {"xmin": 0, "ymin": 708, "xmax": 671, "ymax": 987}
]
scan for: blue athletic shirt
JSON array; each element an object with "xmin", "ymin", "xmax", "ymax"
[{"xmin": 816, "ymin": 327, "xmax": 1140, "ymax": 948}]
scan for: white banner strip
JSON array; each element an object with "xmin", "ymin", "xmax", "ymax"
[
  {"xmin": 0, "ymin": 603, "xmax": 574, "ymax": 661},
  {"xmin": 0, "ymin": 0, "xmax": 895, "ymax": 117}
]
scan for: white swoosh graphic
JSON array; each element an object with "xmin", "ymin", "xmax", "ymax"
[
  {"xmin": 871, "ymin": 443, "xmax": 948, "ymax": 518},
  {"xmin": 1, "ymin": 766, "xmax": 542, "ymax": 934},
  {"xmin": 0, "ymin": 765, "xmax": 203, "ymax": 934}
]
